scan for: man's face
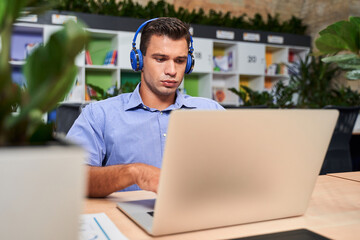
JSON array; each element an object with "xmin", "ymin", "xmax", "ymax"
[{"xmin": 141, "ymin": 34, "xmax": 188, "ymax": 98}]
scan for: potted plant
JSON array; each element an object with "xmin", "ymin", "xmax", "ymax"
[
  {"xmin": 0, "ymin": 1, "xmax": 89, "ymax": 239},
  {"xmin": 228, "ymin": 54, "xmax": 343, "ymax": 108},
  {"xmin": 315, "ymin": 16, "xmax": 360, "ymax": 173},
  {"xmin": 286, "ymin": 54, "xmax": 341, "ymax": 108},
  {"xmin": 315, "ymin": 16, "xmax": 360, "ymax": 80},
  {"xmin": 228, "ymin": 85, "xmax": 275, "ymax": 108}
]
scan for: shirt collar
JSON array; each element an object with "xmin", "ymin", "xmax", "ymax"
[
  {"xmin": 124, "ymin": 83, "xmax": 143, "ymax": 111},
  {"xmin": 173, "ymin": 89, "xmax": 197, "ymax": 109},
  {"xmin": 124, "ymin": 83, "xmax": 197, "ymax": 111}
]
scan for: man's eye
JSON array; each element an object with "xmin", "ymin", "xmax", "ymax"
[
  {"xmin": 155, "ymin": 58, "xmax": 165, "ymax": 62},
  {"xmin": 175, "ymin": 59, "xmax": 186, "ymax": 64}
]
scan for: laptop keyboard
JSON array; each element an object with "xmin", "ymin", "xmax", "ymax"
[{"xmin": 147, "ymin": 211, "xmax": 154, "ymax": 217}]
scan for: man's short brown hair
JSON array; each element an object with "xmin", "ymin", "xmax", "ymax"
[{"xmin": 140, "ymin": 17, "xmax": 191, "ymax": 56}]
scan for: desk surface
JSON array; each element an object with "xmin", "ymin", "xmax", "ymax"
[
  {"xmin": 84, "ymin": 175, "xmax": 360, "ymax": 240},
  {"xmin": 328, "ymin": 171, "xmax": 360, "ymax": 182}
]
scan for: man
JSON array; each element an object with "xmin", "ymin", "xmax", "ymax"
[{"xmin": 67, "ymin": 17, "xmax": 224, "ymax": 197}]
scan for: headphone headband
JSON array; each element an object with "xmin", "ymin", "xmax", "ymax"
[
  {"xmin": 130, "ymin": 18, "xmax": 195, "ymax": 74},
  {"xmin": 132, "ymin": 18, "xmax": 158, "ymax": 49}
]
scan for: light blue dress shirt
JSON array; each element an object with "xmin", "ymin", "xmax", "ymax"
[{"xmin": 67, "ymin": 84, "xmax": 224, "ymax": 191}]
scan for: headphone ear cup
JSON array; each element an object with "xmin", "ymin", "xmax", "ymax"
[
  {"xmin": 130, "ymin": 49, "xmax": 144, "ymax": 71},
  {"xmin": 185, "ymin": 53, "xmax": 194, "ymax": 74},
  {"xmin": 137, "ymin": 50, "xmax": 143, "ymax": 71},
  {"xmin": 130, "ymin": 50, "xmax": 137, "ymax": 71}
]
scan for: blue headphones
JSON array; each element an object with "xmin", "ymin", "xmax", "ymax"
[{"xmin": 130, "ymin": 18, "xmax": 195, "ymax": 74}]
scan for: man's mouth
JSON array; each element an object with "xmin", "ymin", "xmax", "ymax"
[{"xmin": 161, "ymin": 80, "xmax": 178, "ymax": 87}]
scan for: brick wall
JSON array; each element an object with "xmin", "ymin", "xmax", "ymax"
[
  {"xmin": 130, "ymin": 0, "xmax": 357, "ymax": 47},
  {"xmin": 129, "ymin": 0, "xmax": 360, "ymax": 88}
]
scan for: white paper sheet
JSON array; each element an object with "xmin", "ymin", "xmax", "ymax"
[{"xmin": 80, "ymin": 213, "xmax": 128, "ymax": 240}]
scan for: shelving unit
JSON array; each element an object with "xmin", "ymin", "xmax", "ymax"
[
  {"xmin": 184, "ymin": 73, "xmax": 212, "ymax": 98},
  {"xmin": 12, "ymin": 11, "xmax": 311, "ymax": 106},
  {"xmin": 9, "ymin": 24, "xmax": 44, "ymax": 87},
  {"xmin": 11, "ymin": 25, "xmax": 43, "ymax": 62}
]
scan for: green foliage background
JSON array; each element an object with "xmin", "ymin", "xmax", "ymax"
[
  {"xmin": 230, "ymin": 54, "xmax": 360, "ymax": 108},
  {"xmin": 315, "ymin": 16, "xmax": 360, "ymax": 80},
  {"xmin": 55, "ymin": 0, "xmax": 307, "ymax": 35}
]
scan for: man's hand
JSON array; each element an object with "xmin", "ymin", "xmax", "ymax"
[
  {"xmin": 131, "ymin": 163, "xmax": 160, "ymax": 193},
  {"xmin": 87, "ymin": 163, "xmax": 160, "ymax": 197}
]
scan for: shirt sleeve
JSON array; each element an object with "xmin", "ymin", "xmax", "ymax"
[
  {"xmin": 66, "ymin": 104, "xmax": 106, "ymax": 166},
  {"xmin": 214, "ymin": 101, "xmax": 226, "ymax": 110}
]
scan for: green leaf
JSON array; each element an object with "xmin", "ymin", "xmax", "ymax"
[
  {"xmin": 349, "ymin": 16, "xmax": 360, "ymax": 50},
  {"xmin": 315, "ymin": 33, "xmax": 350, "ymax": 54},
  {"xmin": 317, "ymin": 21, "xmax": 359, "ymax": 53},
  {"xmin": 321, "ymin": 53, "xmax": 358, "ymax": 63},
  {"xmin": 0, "ymin": 0, "xmax": 29, "ymax": 31},
  {"xmin": 346, "ymin": 70, "xmax": 360, "ymax": 80},
  {"xmin": 337, "ymin": 57, "xmax": 360, "ymax": 70},
  {"xmin": 24, "ymin": 20, "xmax": 88, "ymax": 102},
  {"xmin": 349, "ymin": 16, "xmax": 360, "ymax": 27},
  {"xmin": 8, "ymin": 20, "xmax": 88, "ymax": 133},
  {"xmin": 319, "ymin": 20, "xmax": 346, "ymax": 36},
  {"xmin": 322, "ymin": 53, "xmax": 360, "ymax": 70}
]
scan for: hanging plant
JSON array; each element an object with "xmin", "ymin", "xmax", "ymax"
[{"xmin": 56, "ymin": 0, "xmax": 307, "ymax": 35}]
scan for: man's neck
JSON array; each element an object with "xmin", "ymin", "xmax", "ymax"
[{"xmin": 139, "ymin": 84, "xmax": 177, "ymax": 111}]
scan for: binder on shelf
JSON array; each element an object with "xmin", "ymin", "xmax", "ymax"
[
  {"xmin": 103, "ymin": 50, "xmax": 117, "ymax": 65},
  {"xmin": 213, "ymin": 87, "xmax": 226, "ymax": 103},
  {"xmin": 25, "ymin": 42, "xmax": 41, "ymax": 58},
  {"xmin": 265, "ymin": 52, "xmax": 272, "ymax": 68},
  {"xmin": 265, "ymin": 78, "xmax": 273, "ymax": 89},
  {"xmin": 213, "ymin": 50, "xmax": 234, "ymax": 72},
  {"xmin": 86, "ymin": 84, "xmax": 98, "ymax": 98},
  {"xmin": 266, "ymin": 63, "xmax": 287, "ymax": 75},
  {"xmin": 85, "ymin": 50, "xmax": 93, "ymax": 65},
  {"xmin": 85, "ymin": 85, "xmax": 91, "ymax": 101},
  {"xmin": 110, "ymin": 50, "xmax": 117, "ymax": 65},
  {"xmin": 288, "ymin": 51, "xmax": 295, "ymax": 62}
]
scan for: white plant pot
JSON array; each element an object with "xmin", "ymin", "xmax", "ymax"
[{"xmin": 0, "ymin": 144, "xmax": 86, "ymax": 240}]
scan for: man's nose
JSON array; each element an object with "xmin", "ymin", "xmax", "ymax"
[{"xmin": 164, "ymin": 61, "xmax": 176, "ymax": 77}]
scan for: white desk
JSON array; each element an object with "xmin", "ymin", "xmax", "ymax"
[
  {"xmin": 328, "ymin": 171, "xmax": 360, "ymax": 183},
  {"xmin": 84, "ymin": 174, "xmax": 360, "ymax": 239}
]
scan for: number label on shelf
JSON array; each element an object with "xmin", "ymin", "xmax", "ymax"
[
  {"xmin": 52, "ymin": 14, "xmax": 77, "ymax": 24},
  {"xmin": 247, "ymin": 55, "xmax": 257, "ymax": 63},
  {"xmin": 267, "ymin": 35, "xmax": 284, "ymax": 44},
  {"xmin": 195, "ymin": 52, "xmax": 202, "ymax": 60},
  {"xmin": 238, "ymin": 42, "xmax": 265, "ymax": 75},
  {"xmin": 216, "ymin": 30, "xmax": 235, "ymax": 40},
  {"xmin": 243, "ymin": 33, "xmax": 260, "ymax": 42},
  {"xmin": 17, "ymin": 12, "xmax": 38, "ymax": 23}
]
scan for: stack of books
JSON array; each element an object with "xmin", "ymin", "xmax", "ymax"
[{"xmin": 104, "ymin": 50, "xmax": 117, "ymax": 65}]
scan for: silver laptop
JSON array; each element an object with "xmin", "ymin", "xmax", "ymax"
[{"xmin": 117, "ymin": 109, "xmax": 338, "ymax": 236}]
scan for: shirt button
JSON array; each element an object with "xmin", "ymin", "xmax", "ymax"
[
  {"xmin": 163, "ymin": 133, "xmax": 167, "ymax": 137},
  {"xmin": 160, "ymin": 111, "xmax": 163, "ymax": 115},
  {"xmin": 143, "ymin": 106, "xmax": 147, "ymax": 109}
]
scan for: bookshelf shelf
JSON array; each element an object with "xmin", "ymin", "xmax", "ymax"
[
  {"xmin": 9, "ymin": 60, "xmax": 26, "ymax": 66},
  {"xmin": 85, "ymin": 65, "xmax": 118, "ymax": 70},
  {"xmin": 183, "ymin": 73, "xmax": 212, "ymax": 98},
  {"xmin": 11, "ymin": 25, "xmax": 43, "ymax": 62},
  {"xmin": 11, "ymin": 65, "xmax": 26, "ymax": 87},
  {"xmin": 265, "ymin": 74, "xmax": 289, "ymax": 78},
  {"xmin": 213, "ymin": 71, "xmax": 238, "ymax": 76},
  {"xmin": 12, "ymin": 11, "xmax": 310, "ymax": 105},
  {"xmin": 239, "ymin": 75, "xmax": 264, "ymax": 91},
  {"xmin": 212, "ymin": 41, "xmax": 237, "ymax": 73}
]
